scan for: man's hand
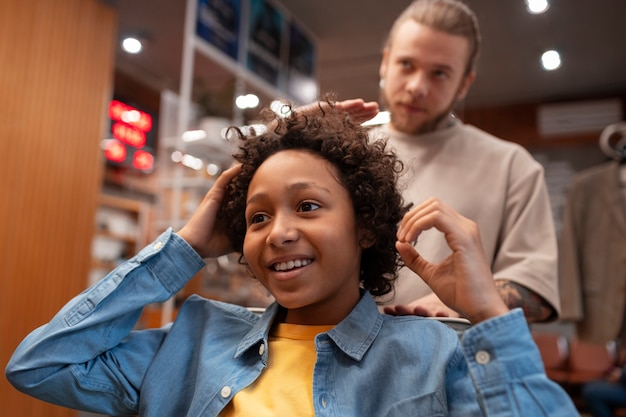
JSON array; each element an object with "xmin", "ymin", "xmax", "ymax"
[
  {"xmin": 384, "ymin": 279, "xmax": 556, "ymax": 322},
  {"xmin": 271, "ymin": 99, "xmax": 379, "ymax": 130},
  {"xmin": 383, "ymin": 293, "xmax": 460, "ymax": 317},
  {"xmin": 335, "ymin": 99, "xmax": 379, "ymax": 124}
]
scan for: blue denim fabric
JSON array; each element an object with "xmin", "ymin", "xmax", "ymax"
[{"xmin": 6, "ymin": 229, "xmax": 577, "ymax": 416}]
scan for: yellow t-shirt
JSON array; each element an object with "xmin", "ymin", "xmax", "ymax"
[{"xmin": 220, "ymin": 323, "xmax": 333, "ymax": 417}]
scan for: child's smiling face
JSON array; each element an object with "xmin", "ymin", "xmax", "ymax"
[{"xmin": 243, "ymin": 149, "xmax": 365, "ymax": 325}]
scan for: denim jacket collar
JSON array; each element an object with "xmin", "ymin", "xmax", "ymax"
[
  {"xmin": 326, "ymin": 291, "xmax": 383, "ymax": 361},
  {"xmin": 234, "ymin": 291, "xmax": 383, "ymax": 362},
  {"xmin": 234, "ymin": 302, "xmax": 280, "ymax": 359}
]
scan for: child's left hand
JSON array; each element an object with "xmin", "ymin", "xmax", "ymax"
[
  {"xmin": 177, "ymin": 164, "xmax": 241, "ymax": 259},
  {"xmin": 396, "ymin": 197, "xmax": 509, "ymax": 324}
]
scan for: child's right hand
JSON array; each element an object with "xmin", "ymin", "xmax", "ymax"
[
  {"xmin": 176, "ymin": 164, "xmax": 241, "ymax": 259},
  {"xmin": 395, "ymin": 198, "xmax": 510, "ymax": 324}
]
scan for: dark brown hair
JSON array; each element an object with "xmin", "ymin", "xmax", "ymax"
[
  {"xmin": 385, "ymin": 0, "xmax": 481, "ymax": 75},
  {"xmin": 219, "ymin": 99, "xmax": 409, "ymax": 297}
]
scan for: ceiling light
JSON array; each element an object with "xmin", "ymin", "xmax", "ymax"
[
  {"xmin": 182, "ymin": 129, "xmax": 207, "ymax": 142},
  {"xmin": 231, "ymin": 124, "xmax": 267, "ymax": 138},
  {"xmin": 171, "ymin": 151, "xmax": 183, "ymax": 163},
  {"xmin": 525, "ymin": 0, "xmax": 549, "ymax": 14},
  {"xmin": 270, "ymin": 100, "xmax": 291, "ymax": 117},
  {"xmin": 206, "ymin": 163, "xmax": 220, "ymax": 176},
  {"xmin": 541, "ymin": 50, "xmax": 561, "ymax": 71},
  {"xmin": 122, "ymin": 37, "xmax": 143, "ymax": 54},
  {"xmin": 182, "ymin": 154, "xmax": 203, "ymax": 170},
  {"xmin": 235, "ymin": 94, "xmax": 259, "ymax": 109}
]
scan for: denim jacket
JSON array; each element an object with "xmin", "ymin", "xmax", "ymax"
[{"xmin": 6, "ymin": 229, "xmax": 577, "ymax": 416}]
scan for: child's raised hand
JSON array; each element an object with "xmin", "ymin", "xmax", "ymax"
[
  {"xmin": 395, "ymin": 198, "xmax": 509, "ymax": 324},
  {"xmin": 176, "ymin": 164, "xmax": 241, "ymax": 259}
]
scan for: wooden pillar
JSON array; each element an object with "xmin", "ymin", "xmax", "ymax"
[{"xmin": 0, "ymin": 1, "xmax": 116, "ymax": 415}]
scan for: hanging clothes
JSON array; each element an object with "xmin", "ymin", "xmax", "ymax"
[{"xmin": 559, "ymin": 122, "xmax": 626, "ymax": 345}]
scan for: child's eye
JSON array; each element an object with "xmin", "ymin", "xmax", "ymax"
[
  {"xmin": 249, "ymin": 213, "xmax": 269, "ymax": 224},
  {"xmin": 298, "ymin": 202, "xmax": 320, "ymax": 212}
]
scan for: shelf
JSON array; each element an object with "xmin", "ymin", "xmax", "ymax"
[
  {"xmin": 91, "ymin": 259, "xmax": 119, "ymax": 270},
  {"xmin": 89, "ymin": 193, "xmax": 150, "ymax": 285},
  {"xmin": 94, "ymin": 229, "xmax": 138, "ymax": 245},
  {"xmin": 99, "ymin": 193, "xmax": 145, "ymax": 213}
]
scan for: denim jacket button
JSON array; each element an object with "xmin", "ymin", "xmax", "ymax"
[
  {"xmin": 258, "ymin": 343, "xmax": 265, "ymax": 356},
  {"xmin": 220, "ymin": 386, "xmax": 232, "ymax": 398},
  {"xmin": 475, "ymin": 350, "xmax": 491, "ymax": 365},
  {"xmin": 153, "ymin": 241, "xmax": 163, "ymax": 250}
]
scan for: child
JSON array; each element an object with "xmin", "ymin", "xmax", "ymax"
[{"xmin": 6, "ymin": 101, "xmax": 577, "ymax": 416}]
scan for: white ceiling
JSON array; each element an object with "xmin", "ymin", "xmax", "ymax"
[{"xmin": 110, "ymin": 0, "xmax": 626, "ymax": 111}]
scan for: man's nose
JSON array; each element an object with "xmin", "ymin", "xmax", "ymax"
[{"xmin": 406, "ymin": 70, "xmax": 428, "ymax": 97}]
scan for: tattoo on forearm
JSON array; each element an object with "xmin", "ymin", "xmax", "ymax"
[{"xmin": 495, "ymin": 280, "xmax": 556, "ymax": 323}]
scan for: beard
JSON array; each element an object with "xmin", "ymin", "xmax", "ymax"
[
  {"xmin": 380, "ymin": 85, "xmax": 463, "ymax": 135},
  {"xmin": 394, "ymin": 105, "xmax": 452, "ymax": 135}
]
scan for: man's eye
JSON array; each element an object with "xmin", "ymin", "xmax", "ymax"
[
  {"xmin": 400, "ymin": 60, "xmax": 412, "ymax": 70},
  {"xmin": 433, "ymin": 70, "xmax": 449, "ymax": 79},
  {"xmin": 249, "ymin": 213, "xmax": 269, "ymax": 224},
  {"xmin": 299, "ymin": 202, "xmax": 320, "ymax": 212}
]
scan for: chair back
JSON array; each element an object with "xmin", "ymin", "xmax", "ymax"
[
  {"xmin": 567, "ymin": 339, "xmax": 616, "ymax": 383},
  {"xmin": 532, "ymin": 332, "xmax": 569, "ymax": 382}
]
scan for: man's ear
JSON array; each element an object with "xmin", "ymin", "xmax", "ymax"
[
  {"xmin": 379, "ymin": 48, "xmax": 389, "ymax": 81},
  {"xmin": 456, "ymin": 70, "xmax": 476, "ymax": 101}
]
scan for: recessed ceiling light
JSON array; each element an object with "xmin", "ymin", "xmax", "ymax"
[
  {"xmin": 541, "ymin": 50, "xmax": 561, "ymax": 71},
  {"xmin": 525, "ymin": 0, "xmax": 549, "ymax": 14},
  {"xmin": 122, "ymin": 37, "xmax": 143, "ymax": 54}
]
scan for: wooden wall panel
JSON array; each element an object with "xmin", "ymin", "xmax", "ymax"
[{"xmin": 0, "ymin": 1, "xmax": 116, "ymax": 415}]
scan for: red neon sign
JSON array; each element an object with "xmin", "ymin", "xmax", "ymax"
[
  {"xmin": 133, "ymin": 150, "xmax": 154, "ymax": 171},
  {"xmin": 108, "ymin": 100, "xmax": 152, "ymax": 132},
  {"xmin": 104, "ymin": 139, "xmax": 127, "ymax": 163},
  {"xmin": 106, "ymin": 99, "xmax": 155, "ymax": 173},
  {"xmin": 112, "ymin": 122, "xmax": 146, "ymax": 148}
]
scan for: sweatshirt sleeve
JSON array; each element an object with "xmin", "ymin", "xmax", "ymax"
[{"xmin": 5, "ymin": 228, "xmax": 205, "ymax": 415}]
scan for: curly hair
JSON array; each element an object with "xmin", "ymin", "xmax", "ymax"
[{"xmin": 219, "ymin": 99, "xmax": 409, "ymax": 297}]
